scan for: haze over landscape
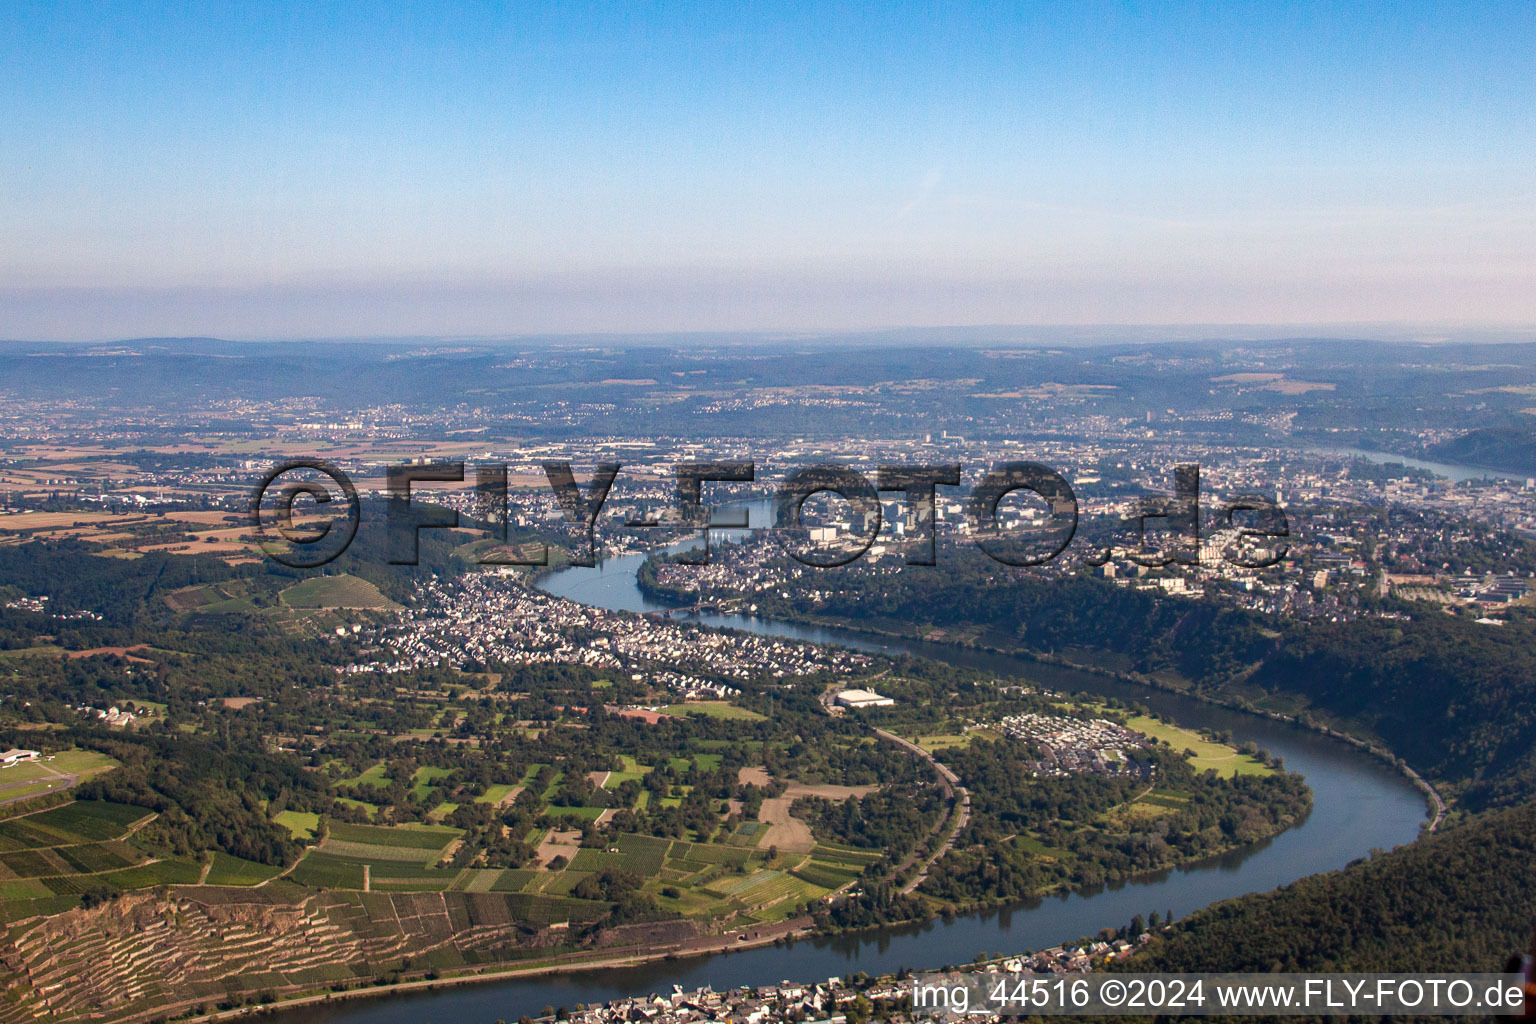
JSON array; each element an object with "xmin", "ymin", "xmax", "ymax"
[{"xmin": 3, "ymin": 2, "xmax": 1534, "ymax": 339}]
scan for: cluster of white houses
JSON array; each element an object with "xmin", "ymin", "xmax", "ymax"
[{"xmin": 343, "ymin": 574, "xmax": 875, "ymax": 684}]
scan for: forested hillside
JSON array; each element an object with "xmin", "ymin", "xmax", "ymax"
[{"xmin": 1126, "ymin": 799, "xmax": 1536, "ymax": 973}]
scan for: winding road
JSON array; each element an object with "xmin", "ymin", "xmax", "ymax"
[{"xmin": 868, "ymin": 727, "xmax": 971, "ymax": 895}]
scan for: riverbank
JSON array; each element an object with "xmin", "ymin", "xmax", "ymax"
[{"xmin": 177, "ymin": 917, "xmax": 817, "ymax": 1024}]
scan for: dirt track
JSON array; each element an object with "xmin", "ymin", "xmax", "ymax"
[{"xmin": 736, "ymin": 766, "xmax": 879, "ymax": 854}]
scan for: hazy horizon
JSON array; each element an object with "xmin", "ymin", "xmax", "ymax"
[
  {"xmin": 9, "ymin": 320, "xmax": 1536, "ymax": 348},
  {"xmin": 4, "ymin": 3, "xmax": 1533, "ymax": 339}
]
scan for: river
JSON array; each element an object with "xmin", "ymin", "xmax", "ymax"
[
  {"xmin": 280, "ymin": 509, "xmax": 1427, "ymax": 1024},
  {"xmin": 1306, "ymin": 445, "xmax": 1525, "ymax": 483}
]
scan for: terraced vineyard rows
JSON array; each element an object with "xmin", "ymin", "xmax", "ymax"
[{"xmin": 0, "ymin": 886, "xmax": 618, "ymax": 1023}]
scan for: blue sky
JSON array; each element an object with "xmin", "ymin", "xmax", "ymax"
[{"xmin": 2, "ymin": 2, "xmax": 1533, "ymax": 339}]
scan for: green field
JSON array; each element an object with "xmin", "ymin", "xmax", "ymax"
[
  {"xmin": 699, "ymin": 868, "xmax": 826, "ymax": 921},
  {"xmin": 913, "ymin": 733, "xmax": 972, "ymax": 752},
  {"xmin": 341, "ymin": 762, "xmax": 390, "ymax": 788},
  {"xmin": 256, "ymin": 826, "xmax": 834, "ymax": 927},
  {"xmin": 0, "ymin": 801, "xmax": 151, "ymax": 851},
  {"xmin": 369, "ymin": 863, "xmax": 460, "ymax": 891},
  {"xmin": 54, "ymin": 841, "xmax": 144, "ymax": 873},
  {"xmin": 1115, "ymin": 790, "xmax": 1194, "ymax": 822},
  {"xmin": 204, "ymin": 852, "xmax": 285, "ymax": 886},
  {"xmin": 275, "ymin": 810, "xmax": 320, "ymax": 839},
  {"xmin": 454, "ymin": 868, "xmax": 503, "ymax": 892},
  {"xmin": 290, "ymin": 853, "xmax": 366, "ymax": 888},
  {"xmin": 319, "ymin": 838, "xmax": 445, "ymax": 863},
  {"xmin": 490, "ymin": 868, "xmax": 537, "ymax": 892},
  {"xmin": 602, "ymin": 770, "xmax": 646, "ymax": 788},
  {"xmin": 568, "ymin": 834, "xmax": 670, "ymax": 875},
  {"xmin": 790, "ymin": 858, "xmax": 861, "ymax": 889},
  {"xmin": 1126, "ymin": 715, "xmax": 1274, "ymax": 777},
  {"xmin": 410, "ymin": 766, "xmax": 454, "ymax": 799},
  {"xmin": 2, "ymin": 843, "xmax": 143, "ymax": 877},
  {"xmin": 0, "ymin": 780, "xmax": 66, "ymax": 802},
  {"xmin": 1139, "ymin": 790, "xmax": 1192, "ymax": 809},
  {"xmin": 811, "ymin": 842, "xmax": 884, "ymax": 864},
  {"xmin": 672, "ymin": 841, "xmax": 754, "ymax": 868},
  {"xmin": 278, "ymin": 574, "xmax": 398, "ymax": 610},
  {"xmin": 0, "ymin": 800, "xmax": 220, "ymax": 909},
  {"xmin": 99, "ymin": 858, "xmax": 204, "ymax": 888},
  {"xmin": 660, "ymin": 702, "xmax": 766, "ymax": 721},
  {"xmin": 165, "ymin": 580, "xmax": 271, "ymax": 615},
  {"xmin": 327, "ymin": 822, "xmax": 461, "ymax": 844},
  {"xmin": 0, "ymin": 878, "xmax": 51, "ymax": 900},
  {"xmin": 322, "ymin": 822, "xmax": 460, "ymax": 860},
  {"xmin": 0, "ymin": 645, "xmax": 69, "ymax": 661},
  {"xmin": 1013, "ymin": 834, "xmax": 1073, "ymax": 861}
]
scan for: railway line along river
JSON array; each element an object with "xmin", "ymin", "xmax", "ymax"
[{"xmin": 277, "ymin": 523, "xmax": 1427, "ymax": 1024}]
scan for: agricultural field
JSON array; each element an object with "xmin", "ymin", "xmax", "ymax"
[
  {"xmin": 278, "ymin": 573, "xmax": 398, "ymax": 610},
  {"xmin": 0, "ymin": 511, "xmax": 149, "ymax": 544},
  {"xmin": 203, "ymin": 852, "xmax": 285, "ymax": 886},
  {"xmin": 0, "ymin": 801, "xmax": 151, "ymax": 850},
  {"xmin": 163, "ymin": 576, "xmax": 392, "ymax": 636},
  {"xmin": 96, "ymin": 858, "xmax": 204, "ymax": 889},
  {"xmin": 790, "ymin": 857, "xmax": 864, "ymax": 890},
  {"xmin": 320, "ymin": 822, "xmax": 460, "ymax": 861},
  {"xmin": 289, "ymin": 854, "xmax": 367, "ymax": 889},
  {"xmin": 163, "ymin": 580, "xmax": 262, "ymax": 614},
  {"xmin": 0, "ymin": 800, "xmax": 234, "ymax": 919},
  {"xmin": 270, "ymin": 811, "xmax": 849, "ymax": 930}
]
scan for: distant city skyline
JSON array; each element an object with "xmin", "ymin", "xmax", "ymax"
[{"xmin": 3, "ymin": 2, "xmax": 1533, "ymax": 339}]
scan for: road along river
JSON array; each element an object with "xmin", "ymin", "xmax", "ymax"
[{"xmin": 278, "ymin": 522, "xmax": 1426, "ymax": 1024}]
